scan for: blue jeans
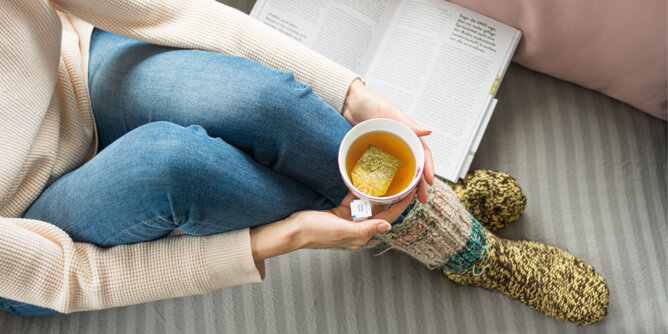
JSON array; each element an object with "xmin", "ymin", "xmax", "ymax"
[{"xmin": 1, "ymin": 29, "xmax": 354, "ymax": 316}]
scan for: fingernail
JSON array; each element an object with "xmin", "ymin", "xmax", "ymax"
[{"xmin": 377, "ymin": 223, "xmax": 392, "ymax": 233}]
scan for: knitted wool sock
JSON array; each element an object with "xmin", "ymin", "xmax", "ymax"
[
  {"xmin": 443, "ymin": 231, "xmax": 609, "ymax": 325},
  {"xmin": 365, "ymin": 169, "xmax": 525, "ymax": 250},
  {"xmin": 379, "ymin": 179, "xmax": 609, "ymax": 325},
  {"xmin": 377, "ymin": 180, "xmax": 473, "ymax": 266},
  {"xmin": 446, "ymin": 170, "xmax": 527, "ymax": 231}
]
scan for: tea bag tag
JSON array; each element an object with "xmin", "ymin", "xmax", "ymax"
[{"xmin": 350, "ymin": 199, "xmax": 373, "ymax": 221}]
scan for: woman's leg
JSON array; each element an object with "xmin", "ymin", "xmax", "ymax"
[
  {"xmin": 88, "ymin": 29, "xmax": 351, "ymax": 205},
  {"xmin": 24, "ymin": 121, "xmax": 335, "ymax": 245},
  {"xmin": 4, "ymin": 121, "xmax": 330, "ymax": 316},
  {"xmin": 374, "ymin": 178, "xmax": 609, "ymax": 325},
  {"xmin": 0, "ymin": 298, "xmax": 56, "ymax": 317}
]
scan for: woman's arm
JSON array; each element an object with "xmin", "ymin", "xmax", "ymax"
[
  {"xmin": 0, "ymin": 191, "xmax": 405, "ymax": 313},
  {"xmin": 248, "ymin": 191, "xmax": 413, "ymax": 276},
  {"xmin": 50, "ymin": 0, "xmax": 435, "ymax": 200},
  {"xmin": 51, "ymin": 0, "xmax": 358, "ymax": 112},
  {"xmin": 0, "ymin": 217, "xmax": 261, "ymax": 313}
]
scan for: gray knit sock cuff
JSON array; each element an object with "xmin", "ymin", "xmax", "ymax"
[{"xmin": 381, "ymin": 179, "xmax": 473, "ymax": 265}]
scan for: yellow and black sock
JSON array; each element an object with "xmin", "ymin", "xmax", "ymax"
[
  {"xmin": 380, "ymin": 178, "xmax": 609, "ymax": 325},
  {"xmin": 447, "ymin": 170, "xmax": 526, "ymax": 231}
]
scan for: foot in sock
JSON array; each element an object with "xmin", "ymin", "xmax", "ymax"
[
  {"xmin": 444, "ymin": 229, "xmax": 610, "ymax": 325},
  {"xmin": 377, "ymin": 179, "xmax": 609, "ymax": 325},
  {"xmin": 446, "ymin": 170, "xmax": 527, "ymax": 231}
]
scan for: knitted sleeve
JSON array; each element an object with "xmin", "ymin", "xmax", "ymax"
[
  {"xmin": 0, "ymin": 217, "xmax": 261, "ymax": 313},
  {"xmin": 51, "ymin": 0, "xmax": 360, "ymax": 111}
]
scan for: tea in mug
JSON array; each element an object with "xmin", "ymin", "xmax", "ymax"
[{"xmin": 346, "ymin": 131, "xmax": 416, "ymax": 197}]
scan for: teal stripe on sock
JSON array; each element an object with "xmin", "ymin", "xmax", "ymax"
[{"xmin": 439, "ymin": 216, "xmax": 487, "ymax": 272}]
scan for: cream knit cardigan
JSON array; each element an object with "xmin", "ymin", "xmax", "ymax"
[{"xmin": 0, "ymin": 0, "xmax": 357, "ymax": 313}]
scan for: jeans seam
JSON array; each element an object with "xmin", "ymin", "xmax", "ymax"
[{"xmin": 101, "ymin": 215, "xmax": 173, "ymax": 246}]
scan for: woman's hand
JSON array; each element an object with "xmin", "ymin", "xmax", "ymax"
[
  {"xmin": 249, "ymin": 190, "xmax": 416, "ymax": 275},
  {"xmin": 297, "ymin": 190, "xmax": 415, "ymax": 249},
  {"xmin": 342, "ymin": 79, "xmax": 435, "ymax": 203}
]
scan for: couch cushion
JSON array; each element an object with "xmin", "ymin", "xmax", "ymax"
[{"xmin": 451, "ymin": 0, "xmax": 667, "ymax": 120}]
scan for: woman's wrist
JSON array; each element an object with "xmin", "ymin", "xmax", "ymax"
[
  {"xmin": 249, "ymin": 217, "xmax": 303, "ymax": 274},
  {"xmin": 342, "ymin": 78, "xmax": 367, "ymax": 121}
]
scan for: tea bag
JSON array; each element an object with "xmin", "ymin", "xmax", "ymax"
[{"xmin": 351, "ymin": 145, "xmax": 401, "ymax": 197}]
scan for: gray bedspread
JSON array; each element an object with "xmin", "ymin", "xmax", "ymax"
[{"xmin": 1, "ymin": 1, "xmax": 666, "ymax": 332}]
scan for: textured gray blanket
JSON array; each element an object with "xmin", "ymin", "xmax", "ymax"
[{"xmin": 0, "ymin": 1, "xmax": 666, "ymax": 332}]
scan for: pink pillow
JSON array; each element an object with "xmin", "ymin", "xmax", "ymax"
[{"xmin": 451, "ymin": 0, "xmax": 667, "ymax": 120}]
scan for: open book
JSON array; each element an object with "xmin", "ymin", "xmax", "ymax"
[{"xmin": 251, "ymin": 0, "xmax": 521, "ymax": 181}]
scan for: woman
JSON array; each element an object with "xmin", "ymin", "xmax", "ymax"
[{"xmin": 0, "ymin": 0, "xmax": 608, "ymax": 325}]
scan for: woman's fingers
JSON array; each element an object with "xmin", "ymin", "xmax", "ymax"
[
  {"xmin": 417, "ymin": 176, "xmax": 429, "ymax": 203},
  {"xmin": 373, "ymin": 189, "xmax": 417, "ymax": 222},
  {"xmin": 403, "ymin": 117, "xmax": 432, "ymax": 137},
  {"xmin": 372, "ymin": 203, "xmax": 391, "ymax": 214},
  {"xmin": 387, "ymin": 107, "xmax": 431, "ymax": 137},
  {"xmin": 336, "ymin": 219, "xmax": 389, "ymax": 248},
  {"xmin": 420, "ymin": 138, "xmax": 435, "ymax": 185},
  {"xmin": 356, "ymin": 220, "xmax": 391, "ymax": 238},
  {"xmin": 338, "ymin": 192, "xmax": 357, "ymax": 207}
]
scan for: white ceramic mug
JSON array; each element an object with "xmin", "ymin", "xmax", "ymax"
[{"xmin": 338, "ymin": 118, "xmax": 425, "ymax": 205}]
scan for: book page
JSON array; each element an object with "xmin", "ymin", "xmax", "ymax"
[
  {"xmin": 251, "ymin": 0, "xmax": 399, "ymax": 75},
  {"xmin": 459, "ymin": 98, "xmax": 497, "ymax": 179},
  {"xmin": 364, "ymin": 0, "xmax": 519, "ymax": 180}
]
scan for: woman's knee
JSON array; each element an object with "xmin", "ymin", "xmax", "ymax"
[
  {"xmin": 244, "ymin": 66, "xmax": 327, "ymax": 121},
  {"xmin": 119, "ymin": 121, "xmax": 194, "ymax": 155},
  {"xmin": 106, "ymin": 122, "xmax": 240, "ymax": 221},
  {"xmin": 111, "ymin": 122, "xmax": 219, "ymax": 183}
]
